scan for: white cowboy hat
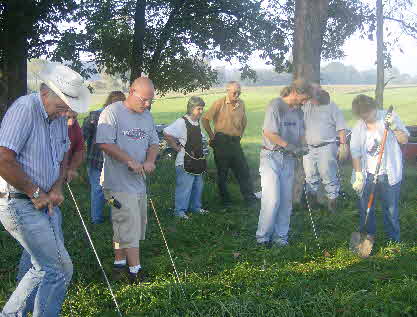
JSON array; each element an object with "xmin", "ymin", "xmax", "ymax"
[{"xmin": 39, "ymin": 62, "xmax": 90, "ymax": 113}]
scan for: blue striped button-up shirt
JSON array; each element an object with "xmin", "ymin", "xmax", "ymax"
[{"xmin": 0, "ymin": 93, "xmax": 69, "ymax": 193}]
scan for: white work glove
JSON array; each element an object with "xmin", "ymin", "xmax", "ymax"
[
  {"xmin": 384, "ymin": 113, "xmax": 398, "ymax": 131},
  {"xmin": 338, "ymin": 143, "xmax": 349, "ymax": 161},
  {"xmin": 352, "ymin": 172, "xmax": 365, "ymax": 193}
]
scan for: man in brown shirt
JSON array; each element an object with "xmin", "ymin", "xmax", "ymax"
[{"xmin": 202, "ymin": 81, "xmax": 256, "ymax": 207}]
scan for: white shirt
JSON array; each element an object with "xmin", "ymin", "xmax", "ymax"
[
  {"xmin": 163, "ymin": 115, "xmax": 204, "ymax": 166},
  {"xmin": 350, "ymin": 110, "xmax": 409, "ymax": 187},
  {"xmin": 365, "ymin": 129, "xmax": 386, "ymax": 175}
]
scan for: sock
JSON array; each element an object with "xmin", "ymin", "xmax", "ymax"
[
  {"xmin": 114, "ymin": 259, "xmax": 126, "ymax": 266},
  {"xmin": 129, "ymin": 264, "xmax": 142, "ymax": 274}
]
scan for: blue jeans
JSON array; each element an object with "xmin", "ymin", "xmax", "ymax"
[
  {"xmin": 359, "ymin": 173, "xmax": 401, "ymax": 242},
  {"xmin": 303, "ymin": 143, "xmax": 339, "ymax": 199},
  {"xmin": 256, "ymin": 150, "xmax": 295, "ymax": 243},
  {"xmin": 87, "ymin": 166, "xmax": 105, "ymax": 224},
  {"xmin": 0, "ymin": 198, "xmax": 73, "ymax": 317},
  {"xmin": 174, "ymin": 166, "xmax": 204, "ymax": 216}
]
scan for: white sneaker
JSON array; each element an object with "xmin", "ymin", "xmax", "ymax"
[
  {"xmin": 196, "ymin": 208, "xmax": 209, "ymax": 214},
  {"xmin": 254, "ymin": 191, "xmax": 262, "ymax": 199},
  {"xmin": 273, "ymin": 239, "xmax": 289, "ymax": 247},
  {"xmin": 176, "ymin": 212, "xmax": 189, "ymax": 219}
]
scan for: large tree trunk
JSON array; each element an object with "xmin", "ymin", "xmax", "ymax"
[
  {"xmin": 1, "ymin": 0, "xmax": 29, "ymax": 121},
  {"xmin": 292, "ymin": 0, "xmax": 330, "ymax": 83},
  {"xmin": 292, "ymin": 0, "xmax": 329, "ymax": 205},
  {"xmin": 130, "ymin": 0, "xmax": 146, "ymax": 84},
  {"xmin": 375, "ymin": 0, "xmax": 384, "ymax": 108}
]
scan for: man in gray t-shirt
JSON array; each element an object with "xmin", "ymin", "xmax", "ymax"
[
  {"xmin": 96, "ymin": 77, "xmax": 159, "ymax": 284},
  {"xmin": 302, "ymin": 85, "xmax": 348, "ymax": 213},
  {"xmin": 256, "ymin": 80, "xmax": 312, "ymax": 247}
]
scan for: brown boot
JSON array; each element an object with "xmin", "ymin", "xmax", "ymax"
[{"xmin": 328, "ymin": 198, "xmax": 337, "ymax": 213}]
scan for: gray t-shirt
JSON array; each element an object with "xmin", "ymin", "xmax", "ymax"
[
  {"xmin": 262, "ymin": 98, "xmax": 304, "ymax": 149},
  {"xmin": 303, "ymin": 101, "xmax": 346, "ymax": 145},
  {"xmin": 96, "ymin": 101, "xmax": 159, "ymax": 194}
]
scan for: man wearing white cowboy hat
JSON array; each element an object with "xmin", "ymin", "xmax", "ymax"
[{"xmin": 0, "ymin": 62, "xmax": 89, "ymax": 316}]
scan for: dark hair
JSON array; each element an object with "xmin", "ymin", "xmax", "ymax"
[
  {"xmin": 318, "ymin": 90, "xmax": 330, "ymax": 105},
  {"xmin": 291, "ymin": 79, "xmax": 313, "ymax": 98},
  {"xmin": 352, "ymin": 94, "xmax": 377, "ymax": 116},
  {"xmin": 104, "ymin": 91, "xmax": 125, "ymax": 107},
  {"xmin": 280, "ymin": 86, "xmax": 291, "ymax": 97}
]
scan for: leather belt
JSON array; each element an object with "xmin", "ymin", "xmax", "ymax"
[
  {"xmin": 308, "ymin": 141, "xmax": 335, "ymax": 148},
  {"xmin": 0, "ymin": 192, "xmax": 31, "ymax": 200},
  {"xmin": 262, "ymin": 146, "xmax": 286, "ymax": 153}
]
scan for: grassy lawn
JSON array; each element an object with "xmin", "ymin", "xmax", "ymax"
[{"xmin": 0, "ymin": 86, "xmax": 416, "ymax": 316}]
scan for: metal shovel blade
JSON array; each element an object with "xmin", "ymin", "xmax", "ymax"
[{"xmin": 349, "ymin": 232, "xmax": 375, "ymax": 258}]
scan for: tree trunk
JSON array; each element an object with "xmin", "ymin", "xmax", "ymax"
[
  {"xmin": 375, "ymin": 0, "xmax": 384, "ymax": 108},
  {"xmin": 130, "ymin": 0, "xmax": 146, "ymax": 84},
  {"xmin": 293, "ymin": 0, "xmax": 330, "ymax": 83},
  {"xmin": 292, "ymin": 0, "xmax": 329, "ymax": 205},
  {"xmin": 1, "ymin": 0, "xmax": 29, "ymax": 121}
]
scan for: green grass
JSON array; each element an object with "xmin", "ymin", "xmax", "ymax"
[{"xmin": 1, "ymin": 85, "xmax": 416, "ymax": 316}]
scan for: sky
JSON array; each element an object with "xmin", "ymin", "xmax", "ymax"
[{"xmin": 213, "ymin": 32, "xmax": 417, "ymax": 76}]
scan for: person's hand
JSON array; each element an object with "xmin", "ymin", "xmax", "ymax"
[
  {"xmin": 384, "ymin": 113, "xmax": 397, "ymax": 130},
  {"xmin": 209, "ymin": 138, "xmax": 216, "ymax": 149},
  {"xmin": 338, "ymin": 143, "xmax": 349, "ymax": 161},
  {"xmin": 143, "ymin": 161, "xmax": 156, "ymax": 174},
  {"xmin": 66, "ymin": 169, "xmax": 79, "ymax": 183},
  {"xmin": 31, "ymin": 190, "xmax": 51, "ymax": 211},
  {"xmin": 48, "ymin": 188, "xmax": 64, "ymax": 207},
  {"xmin": 352, "ymin": 172, "xmax": 365, "ymax": 193},
  {"xmin": 127, "ymin": 160, "xmax": 144, "ymax": 174}
]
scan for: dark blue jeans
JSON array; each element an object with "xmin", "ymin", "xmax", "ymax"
[{"xmin": 359, "ymin": 173, "xmax": 401, "ymax": 242}]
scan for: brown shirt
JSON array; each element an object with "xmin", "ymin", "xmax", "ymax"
[{"xmin": 203, "ymin": 96, "xmax": 247, "ymax": 137}]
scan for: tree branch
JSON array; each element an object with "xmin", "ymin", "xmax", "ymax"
[{"xmin": 384, "ymin": 16, "xmax": 417, "ymax": 39}]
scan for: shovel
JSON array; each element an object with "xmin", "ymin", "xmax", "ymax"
[{"xmin": 349, "ymin": 105, "xmax": 393, "ymax": 258}]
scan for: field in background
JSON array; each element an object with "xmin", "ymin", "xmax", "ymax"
[{"xmin": 0, "ymin": 85, "xmax": 416, "ymax": 316}]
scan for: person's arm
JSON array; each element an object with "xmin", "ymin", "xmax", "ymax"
[
  {"xmin": 201, "ymin": 101, "xmax": 220, "ymax": 140},
  {"xmin": 0, "ymin": 147, "xmax": 38, "ymax": 197},
  {"xmin": 263, "ymin": 130, "xmax": 288, "ymax": 147},
  {"xmin": 386, "ymin": 112, "xmax": 409, "ymax": 144},
  {"xmin": 201, "ymin": 118, "xmax": 215, "ymax": 140},
  {"xmin": 164, "ymin": 133, "xmax": 181, "ymax": 152},
  {"xmin": 352, "ymin": 157, "xmax": 361, "ymax": 172},
  {"xmin": 241, "ymin": 102, "xmax": 247, "ymax": 136}
]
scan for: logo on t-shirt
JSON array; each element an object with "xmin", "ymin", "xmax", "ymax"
[
  {"xmin": 122, "ymin": 128, "xmax": 147, "ymax": 140},
  {"xmin": 367, "ymin": 138, "xmax": 381, "ymax": 157},
  {"xmin": 284, "ymin": 122, "xmax": 297, "ymax": 126}
]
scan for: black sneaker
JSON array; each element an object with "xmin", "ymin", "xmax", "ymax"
[
  {"xmin": 257, "ymin": 241, "xmax": 272, "ymax": 249},
  {"xmin": 128, "ymin": 269, "xmax": 146, "ymax": 284},
  {"xmin": 112, "ymin": 264, "xmax": 128, "ymax": 281}
]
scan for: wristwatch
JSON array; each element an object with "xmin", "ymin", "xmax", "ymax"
[{"xmin": 31, "ymin": 187, "xmax": 40, "ymax": 199}]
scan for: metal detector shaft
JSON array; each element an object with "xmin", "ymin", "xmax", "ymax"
[{"xmin": 66, "ymin": 183, "xmax": 123, "ymax": 317}]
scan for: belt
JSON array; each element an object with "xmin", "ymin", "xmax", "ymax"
[
  {"xmin": 0, "ymin": 192, "xmax": 31, "ymax": 200},
  {"xmin": 308, "ymin": 141, "xmax": 335, "ymax": 148},
  {"xmin": 262, "ymin": 146, "xmax": 286, "ymax": 153}
]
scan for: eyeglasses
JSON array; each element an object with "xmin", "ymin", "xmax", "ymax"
[{"xmin": 133, "ymin": 90, "xmax": 154, "ymax": 105}]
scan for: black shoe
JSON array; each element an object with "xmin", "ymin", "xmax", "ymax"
[
  {"xmin": 112, "ymin": 264, "xmax": 128, "ymax": 281},
  {"xmin": 128, "ymin": 269, "xmax": 146, "ymax": 284},
  {"xmin": 257, "ymin": 241, "xmax": 272, "ymax": 249}
]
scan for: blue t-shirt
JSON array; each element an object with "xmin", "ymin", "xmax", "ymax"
[{"xmin": 262, "ymin": 98, "xmax": 304, "ymax": 150}]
